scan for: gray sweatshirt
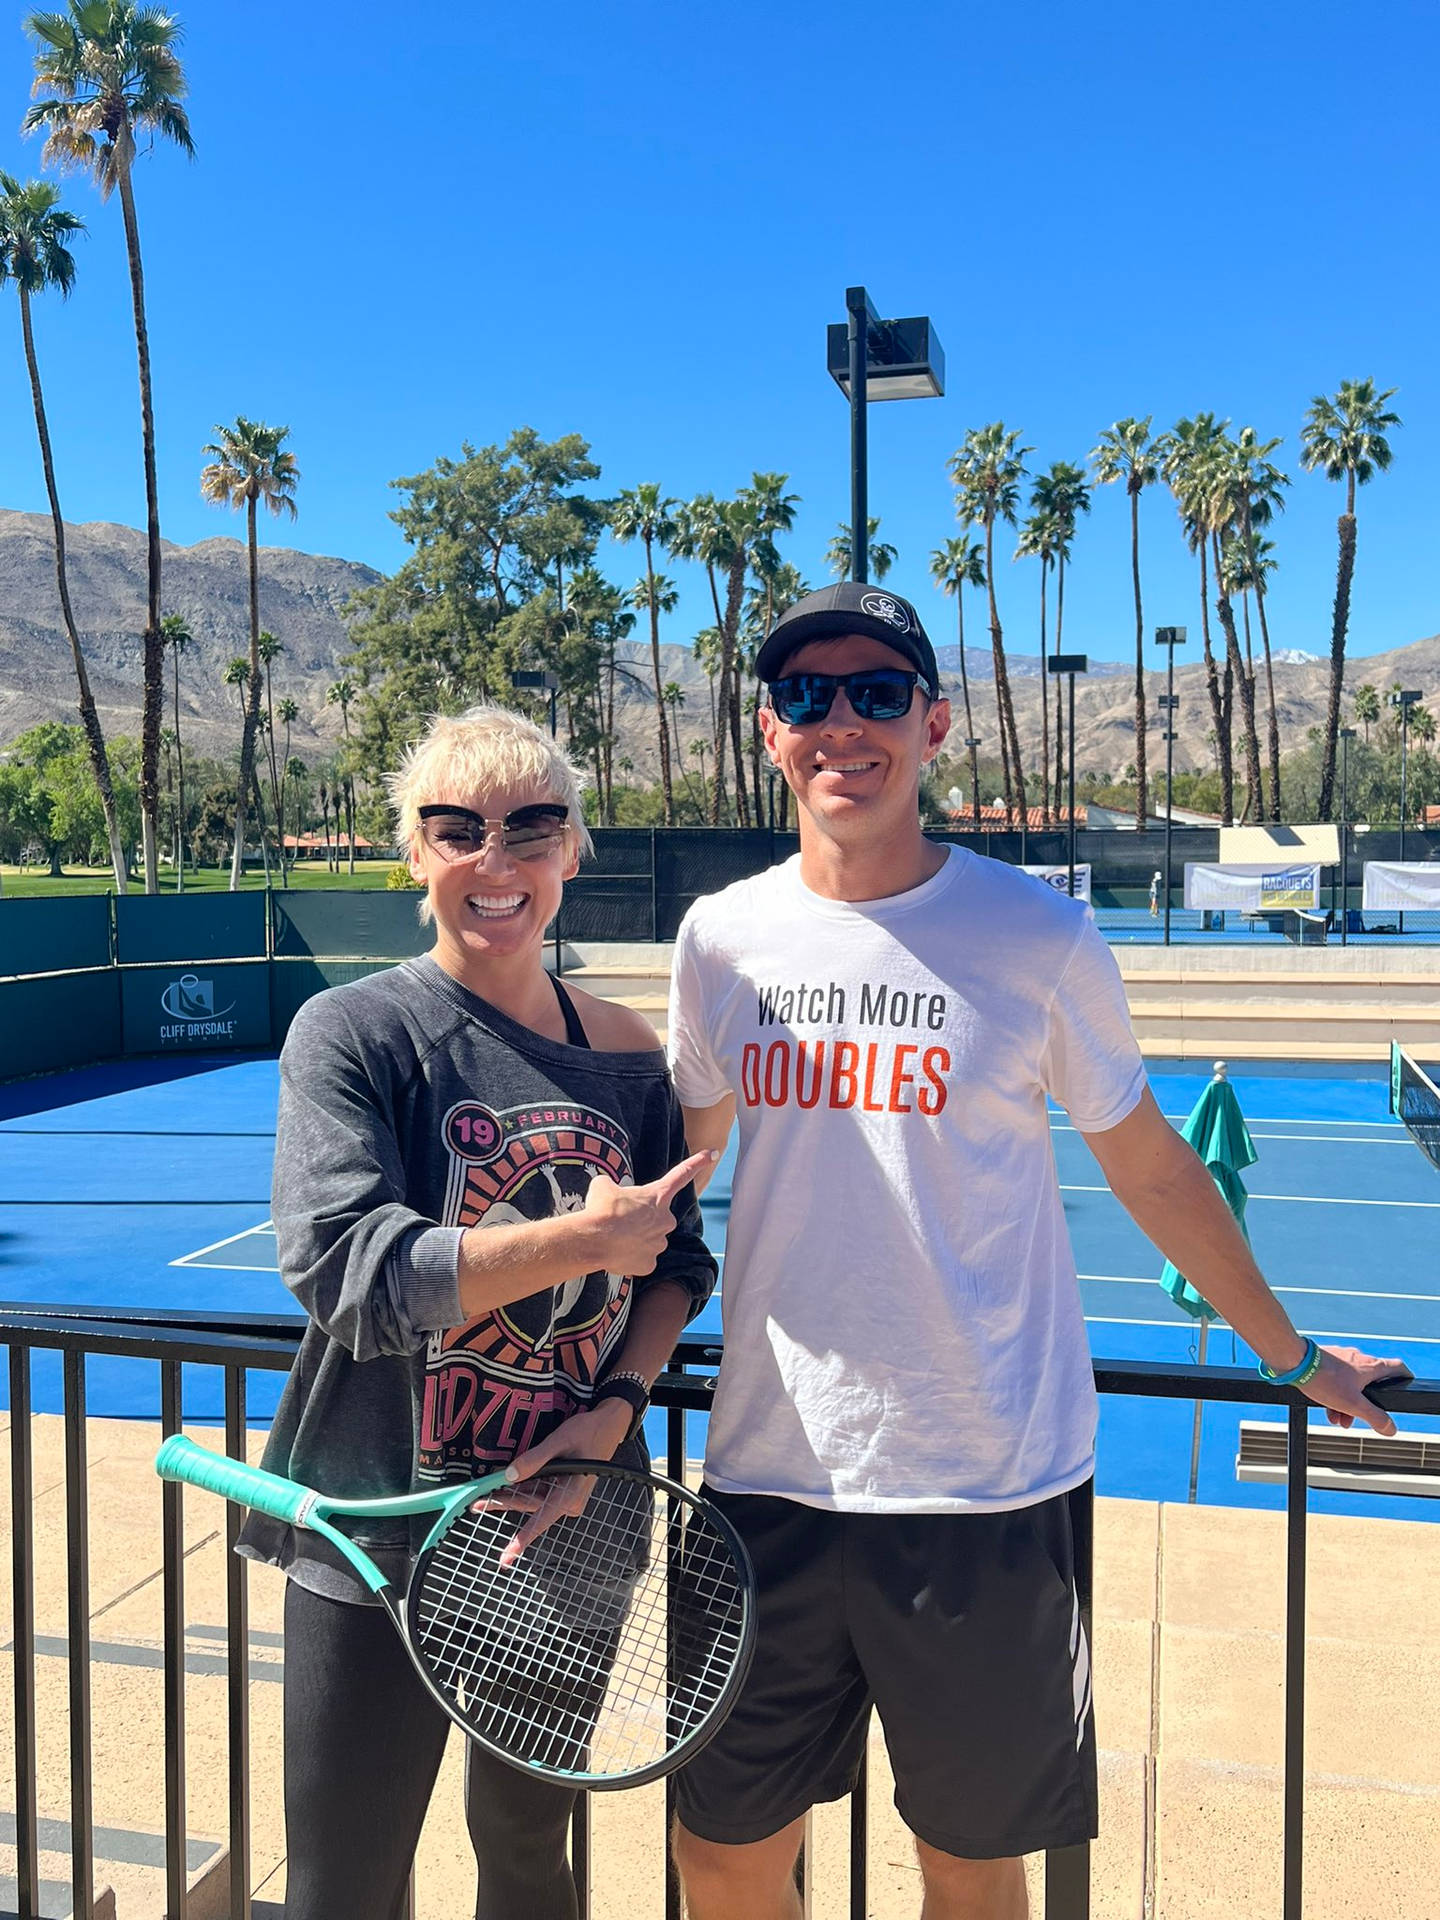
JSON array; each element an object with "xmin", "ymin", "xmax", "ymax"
[{"xmin": 240, "ymin": 955, "xmax": 716, "ymax": 1600}]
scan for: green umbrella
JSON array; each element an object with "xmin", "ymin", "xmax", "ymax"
[{"xmin": 1160, "ymin": 1060, "xmax": 1258, "ymax": 1320}]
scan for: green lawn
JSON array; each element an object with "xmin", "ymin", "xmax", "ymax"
[{"xmin": 0, "ymin": 861, "xmax": 409, "ymax": 899}]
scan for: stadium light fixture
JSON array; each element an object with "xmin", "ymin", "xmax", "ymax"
[{"xmin": 827, "ymin": 287, "xmax": 944, "ymax": 581}]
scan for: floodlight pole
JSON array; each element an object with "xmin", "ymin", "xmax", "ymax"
[
  {"xmin": 846, "ymin": 287, "xmax": 873, "ymax": 582},
  {"xmin": 1155, "ymin": 628, "xmax": 1187, "ymax": 946},
  {"xmin": 1340, "ymin": 732, "xmax": 1353, "ymax": 940},
  {"xmin": 1048, "ymin": 654, "xmax": 1088, "ymax": 895}
]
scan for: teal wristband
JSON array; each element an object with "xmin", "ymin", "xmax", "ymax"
[{"xmin": 1258, "ymin": 1338, "xmax": 1322, "ymax": 1388}]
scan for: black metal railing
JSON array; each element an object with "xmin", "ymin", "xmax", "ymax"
[{"xmin": 1, "ymin": 1306, "xmax": 1436, "ymax": 1920}]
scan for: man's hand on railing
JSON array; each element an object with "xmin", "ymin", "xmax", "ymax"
[{"xmin": 1303, "ymin": 1347, "xmax": 1414, "ymax": 1437}]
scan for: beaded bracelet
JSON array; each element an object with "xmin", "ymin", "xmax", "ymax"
[{"xmin": 1258, "ymin": 1338, "xmax": 1322, "ymax": 1387}]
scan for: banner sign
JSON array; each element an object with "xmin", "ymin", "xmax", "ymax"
[
  {"xmin": 121, "ymin": 962, "xmax": 272, "ymax": 1055},
  {"xmin": 1183, "ymin": 862, "xmax": 1321, "ymax": 911},
  {"xmin": 1021, "ymin": 864, "xmax": 1092, "ymax": 903},
  {"xmin": 1361, "ymin": 862, "xmax": 1440, "ymax": 911}
]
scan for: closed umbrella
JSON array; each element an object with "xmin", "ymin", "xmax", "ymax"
[{"xmin": 1159, "ymin": 1061, "xmax": 1257, "ymax": 1499}]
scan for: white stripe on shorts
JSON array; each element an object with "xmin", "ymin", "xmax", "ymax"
[{"xmin": 1069, "ymin": 1585, "xmax": 1092, "ymax": 1750}]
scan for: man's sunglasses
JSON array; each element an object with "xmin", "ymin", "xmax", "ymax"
[
  {"xmin": 767, "ymin": 668, "xmax": 921, "ymax": 727},
  {"xmin": 417, "ymin": 803, "xmax": 570, "ymax": 863}
]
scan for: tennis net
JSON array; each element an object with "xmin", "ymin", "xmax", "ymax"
[{"xmin": 1390, "ymin": 1042, "xmax": 1440, "ymax": 1172}]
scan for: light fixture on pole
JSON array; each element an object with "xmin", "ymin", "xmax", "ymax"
[
  {"xmin": 1339, "ymin": 727, "xmax": 1356, "ymax": 945},
  {"xmin": 827, "ymin": 288, "xmax": 944, "ymax": 581},
  {"xmin": 964, "ymin": 736, "xmax": 982, "ymax": 834},
  {"xmin": 1047, "ymin": 653, "xmax": 1088, "ymax": 895},
  {"xmin": 1155, "ymin": 627, "xmax": 1187, "ymax": 946},
  {"xmin": 510, "ymin": 669, "xmax": 559, "ymax": 739}
]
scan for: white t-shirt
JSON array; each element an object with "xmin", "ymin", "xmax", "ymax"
[{"xmin": 667, "ymin": 846, "xmax": 1146, "ymax": 1513}]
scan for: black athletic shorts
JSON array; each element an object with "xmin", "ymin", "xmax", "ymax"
[{"xmin": 674, "ymin": 1482, "xmax": 1096, "ymax": 1860}]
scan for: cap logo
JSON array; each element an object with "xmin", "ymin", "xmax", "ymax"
[{"xmin": 859, "ymin": 591, "xmax": 911, "ymax": 633}]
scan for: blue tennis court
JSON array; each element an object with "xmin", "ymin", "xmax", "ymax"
[{"xmin": 1, "ymin": 1051, "xmax": 1436, "ymax": 1520}]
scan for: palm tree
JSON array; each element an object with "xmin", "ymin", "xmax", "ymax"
[
  {"xmin": 222, "ymin": 656, "xmax": 251, "ymax": 872},
  {"xmin": 826, "ymin": 519, "xmax": 896, "ymax": 581},
  {"xmin": 200, "ymin": 418, "xmax": 300, "ymax": 887},
  {"xmin": 277, "ymin": 694, "xmax": 297, "ymax": 878},
  {"xmin": 1200, "ymin": 434, "xmax": 1266, "ymax": 821},
  {"xmin": 1158, "ymin": 415, "xmax": 1233, "ymax": 821},
  {"xmin": 317, "ymin": 776, "xmax": 334, "ymax": 871},
  {"xmin": 1224, "ymin": 430, "xmax": 1289, "ymax": 820},
  {"xmin": 1029, "ymin": 462, "xmax": 1090, "ymax": 826},
  {"xmin": 0, "ymin": 170, "xmax": 128, "ymax": 891},
  {"xmin": 1014, "ymin": 507, "xmax": 1062, "ymax": 822},
  {"xmin": 670, "ymin": 496, "xmax": 736, "ymax": 821},
  {"xmin": 24, "ymin": 0, "xmax": 194, "ymax": 893},
  {"xmin": 1090, "ymin": 418, "xmax": 1159, "ymax": 827},
  {"xmin": 1300, "ymin": 379, "xmax": 1401, "ymax": 818},
  {"xmin": 744, "ymin": 473, "xmax": 801, "ymax": 816},
  {"xmin": 256, "ymin": 630, "xmax": 285, "ymax": 879},
  {"xmin": 949, "ymin": 425, "xmax": 1031, "ymax": 821},
  {"xmin": 610, "ymin": 485, "xmax": 679, "ymax": 823},
  {"xmin": 1352, "ymin": 683, "xmax": 1381, "ymax": 746},
  {"xmin": 159, "ymin": 611, "xmax": 190, "ymax": 887},
  {"xmin": 327, "ymin": 679, "xmax": 357, "ymax": 874},
  {"xmin": 929, "ymin": 534, "xmax": 986, "ymax": 828}
]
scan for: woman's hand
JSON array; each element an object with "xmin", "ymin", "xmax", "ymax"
[{"xmin": 491, "ymin": 1398, "xmax": 636, "ymax": 1565}]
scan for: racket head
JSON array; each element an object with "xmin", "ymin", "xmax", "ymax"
[{"xmin": 402, "ymin": 1459, "xmax": 755, "ymax": 1789}]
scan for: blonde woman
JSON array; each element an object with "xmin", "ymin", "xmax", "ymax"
[{"xmin": 241, "ymin": 705, "xmax": 716, "ymax": 1920}]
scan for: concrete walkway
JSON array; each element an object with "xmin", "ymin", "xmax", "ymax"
[{"xmin": 0, "ymin": 1416, "xmax": 1436, "ymax": 1918}]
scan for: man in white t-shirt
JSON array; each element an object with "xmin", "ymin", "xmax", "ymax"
[{"xmin": 666, "ymin": 582, "xmax": 1405, "ymax": 1920}]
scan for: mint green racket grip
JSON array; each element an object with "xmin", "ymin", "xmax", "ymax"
[{"xmin": 156, "ymin": 1435, "xmax": 316, "ymax": 1526}]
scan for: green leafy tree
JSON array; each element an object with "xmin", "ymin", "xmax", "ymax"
[
  {"xmin": 929, "ymin": 535, "xmax": 986, "ymax": 827},
  {"xmin": 0, "ymin": 171, "xmax": 129, "ymax": 890},
  {"xmin": 200, "ymin": 418, "xmax": 300, "ymax": 887},
  {"xmin": 669, "ymin": 496, "xmax": 736, "ymax": 819},
  {"xmin": 24, "ymin": 0, "xmax": 195, "ymax": 892},
  {"xmin": 1300, "ymin": 379, "xmax": 1401, "ymax": 818},
  {"xmin": 1090, "ymin": 417, "xmax": 1159, "ymax": 827},
  {"xmin": 949, "ymin": 424, "xmax": 1031, "ymax": 820}
]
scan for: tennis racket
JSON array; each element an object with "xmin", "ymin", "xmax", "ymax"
[{"xmin": 156, "ymin": 1437, "xmax": 755, "ymax": 1789}]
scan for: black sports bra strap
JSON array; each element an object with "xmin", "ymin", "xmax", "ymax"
[{"xmin": 549, "ymin": 974, "xmax": 591, "ymax": 1050}]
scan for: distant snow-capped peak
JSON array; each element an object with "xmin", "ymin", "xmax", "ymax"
[{"xmin": 1273, "ymin": 648, "xmax": 1321, "ymax": 665}]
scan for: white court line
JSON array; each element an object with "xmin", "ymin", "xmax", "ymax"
[
  {"xmin": 170, "ymin": 1222, "xmax": 274, "ymax": 1268},
  {"xmin": 1061, "ymin": 1183, "xmax": 1440, "ymax": 1209},
  {"xmin": 1053, "ymin": 1122, "xmax": 1408, "ymax": 1146},
  {"xmin": 1083, "ymin": 1314, "xmax": 1440, "ymax": 1347},
  {"xmin": 1078, "ymin": 1272, "xmax": 1440, "ymax": 1306}
]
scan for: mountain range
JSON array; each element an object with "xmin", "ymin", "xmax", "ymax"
[{"xmin": 1, "ymin": 509, "xmax": 1435, "ymax": 783}]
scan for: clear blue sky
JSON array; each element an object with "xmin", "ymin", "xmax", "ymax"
[{"xmin": 0, "ymin": 0, "xmax": 1435, "ymax": 666}]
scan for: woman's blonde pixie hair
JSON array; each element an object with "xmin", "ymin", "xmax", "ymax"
[{"xmin": 387, "ymin": 704, "xmax": 594, "ymax": 875}]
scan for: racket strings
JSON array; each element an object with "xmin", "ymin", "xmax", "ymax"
[{"xmin": 409, "ymin": 1472, "xmax": 747, "ymax": 1781}]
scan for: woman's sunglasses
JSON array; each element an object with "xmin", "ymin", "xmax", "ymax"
[
  {"xmin": 417, "ymin": 803, "xmax": 570, "ymax": 863},
  {"xmin": 767, "ymin": 668, "xmax": 920, "ymax": 727}
]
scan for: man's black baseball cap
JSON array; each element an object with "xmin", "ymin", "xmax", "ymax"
[{"xmin": 755, "ymin": 582, "xmax": 941, "ymax": 697}]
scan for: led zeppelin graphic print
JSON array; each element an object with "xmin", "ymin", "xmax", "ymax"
[{"xmin": 418, "ymin": 1097, "xmax": 635, "ymax": 1481}]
